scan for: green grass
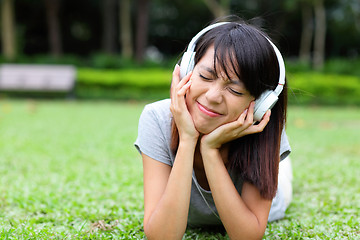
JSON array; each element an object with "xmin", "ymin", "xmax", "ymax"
[
  {"xmin": 0, "ymin": 100, "xmax": 359, "ymax": 239},
  {"xmin": 265, "ymin": 106, "xmax": 360, "ymax": 239}
]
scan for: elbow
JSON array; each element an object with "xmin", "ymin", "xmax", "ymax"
[
  {"xmin": 227, "ymin": 222, "xmax": 267, "ymax": 240},
  {"xmin": 228, "ymin": 233, "xmax": 264, "ymax": 240},
  {"xmin": 144, "ymin": 231, "xmax": 184, "ymax": 240},
  {"xmin": 143, "ymin": 221, "xmax": 185, "ymax": 240},
  {"xmin": 143, "ymin": 222, "xmax": 151, "ymax": 240},
  {"xmin": 143, "ymin": 219, "xmax": 158, "ymax": 240},
  {"xmin": 228, "ymin": 232, "xmax": 265, "ymax": 240},
  {"xmin": 143, "ymin": 221, "xmax": 158, "ymax": 240},
  {"xmin": 143, "ymin": 225, "xmax": 160, "ymax": 240}
]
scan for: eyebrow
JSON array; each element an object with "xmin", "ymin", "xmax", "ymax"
[
  {"xmin": 199, "ymin": 64, "xmax": 245, "ymax": 87},
  {"xmin": 199, "ymin": 65, "xmax": 216, "ymax": 76}
]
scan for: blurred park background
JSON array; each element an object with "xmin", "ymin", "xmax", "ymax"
[
  {"xmin": 0, "ymin": 0, "xmax": 360, "ymax": 239},
  {"xmin": 0, "ymin": 0, "xmax": 360, "ymax": 103}
]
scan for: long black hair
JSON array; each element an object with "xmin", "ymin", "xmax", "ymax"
[{"xmin": 171, "ymin": 19, "xmax": 288, "ymax": 199}]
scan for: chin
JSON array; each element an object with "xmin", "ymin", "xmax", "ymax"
[{"xmin": 194, "ymin": 124, "xmax": 217, "ymax": 135}]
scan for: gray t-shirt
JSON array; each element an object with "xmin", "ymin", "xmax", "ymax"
[{"xmin": 134, "ymin": 99, "xmax": 291, "ymax": 227}]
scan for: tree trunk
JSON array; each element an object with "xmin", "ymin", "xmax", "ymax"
[
  {"xmin": 202, "ymin": 0, "xmax": 230, "ymax": 18},
  {"xmin": 120, "ymin": 0, "xmax": 133, "ymax": 58},
  {"xmin": 299, "ymin": 2, "xmax": 313, "ymax": 64},
  {"xmin": 44, "ymin": 0, "xmax": 62, "ymax": 58},
  {"xmin": 102, "ymin": 0, "xmax": 117, "ymax": 55},
  {"xmin": 135, "ymin": 0, "xmax": 150, "ymax": 63},
  {"xmin": 313, "ymin": 0, "xmax": 326, "ymax": 70},
  {"xmin": 1, "ymin": 0, "xmax": 16, "ymax": 60}
]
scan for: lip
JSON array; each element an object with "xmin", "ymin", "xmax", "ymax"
[{"xmin": 196, "ymin": 102, "xmax": 222, "ymax": 117}]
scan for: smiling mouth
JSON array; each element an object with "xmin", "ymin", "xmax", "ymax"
[{"xmin": 196, "ymin": 102, "xmax": 222, "ymax": 117}]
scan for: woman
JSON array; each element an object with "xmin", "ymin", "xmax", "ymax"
[{"xmin": 135, "ymin": 19, "xmax": 292, "ymax": 240}]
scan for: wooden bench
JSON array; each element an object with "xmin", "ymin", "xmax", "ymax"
[{"xmin": 0, "ymin": 64, "xmax": 76, "ymax": 96}]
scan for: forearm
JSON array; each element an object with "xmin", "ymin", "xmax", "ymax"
[
  {"xmin": 202, "ymin": 148, "xmax": 269, "ymax": 240},
  {"xmin": 144, "ymin": 139, "xmax": 196, "ymax": 240}
]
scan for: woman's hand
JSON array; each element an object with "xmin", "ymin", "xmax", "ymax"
[
  {"xmin": 170, "ymin": 65, "xmax": 199, "ymax": 142},
  {"xmin": 201, "ymin": 101, "xmax": 271, "ymax": 150}
]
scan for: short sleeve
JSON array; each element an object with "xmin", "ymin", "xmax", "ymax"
[
  {"xmin": 134, "ymin": 103, "xmax": 173, "ymax": 166},
  {"xmin": 280, "ymin": 128, "xmax": 291, "ymax": 161}
]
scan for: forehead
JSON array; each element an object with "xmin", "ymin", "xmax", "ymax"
[{"xmin": 198, "ymin": 46, "xmax": 242, "ymax": 83}]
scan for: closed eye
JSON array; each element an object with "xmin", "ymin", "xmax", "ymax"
[
  {"xmin": 199, "ymin": 74, "xmax": 213, "ymax": 81},
  {"xmin": 228, "ymin": 88, "xmax": 244, "ymax": 96}
]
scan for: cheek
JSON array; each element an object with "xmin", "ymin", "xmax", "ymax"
[
  {"xmin": 227, "ymin": 110, "xmax": 243, "ymax": 122},
  {"xmin": 189, "ymin": 76, "xmax": 206, "ymax": 91},
  {"xmin": 227, "ymin": 100, "xmax": 252, "ymax": 121},
  {"xmin": 185, "ymin": 80, "xmax": 200, "ymax": 107}
]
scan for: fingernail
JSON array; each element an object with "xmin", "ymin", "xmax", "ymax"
[{"xmin": 243, "ymin": 109, "xmax": 248, "ymax": 114}]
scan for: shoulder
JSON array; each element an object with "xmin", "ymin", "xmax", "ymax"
[
  {"xmin": 146, "ymin": 98, "xmax": 171, "ymax": 108},
  {"xmin": 143, "ymin": 99, "xmax": 171, "ymax": 119},
  {"xmin": 139, "ymin": 98, "xmax": 172, "ymax": 130},
  {"xmin": 135, "ymin": 99, "xmax": 174, "ymax": 166}
]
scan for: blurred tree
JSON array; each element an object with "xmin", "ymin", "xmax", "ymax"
[
  {"xmin": 135, "ymin": 0, "xmax": 150, "ymax": 63},
  {"xmin": 327, "ymin": 0, "xmax": 360, "ymax": 57},
  {"xmin": 148, "ymin": 0, "xmax": 213, "ymax": 58},
  {"xmin": 285, "ymin": 0, "xmax": 326, "ymax": 69},
  {"xmin": 102, "ymin": 0, "xmax": 117, "ymax": 55},
  {"xmin": 313, "ymin": 0, "xmax": 326, "ymax": 70},
  {"xmin": 299, "ymin": 0, "xmax": 313, "ymax": 63},
  {"xmin": 202, "ymin": 0, "xmax": 230, "ymax": 18},
  {"xmin": 120, "ymin": 0, "xmax": 133, "ymax": 58},
  {"xmin": 44, "ymin": 0, "xmax": 63, "ymax": 58},
  {"xmin": 4, "ymin": 0, "xmax": 358, "ymax": 63},
  {"xmin": 1, "ymin": 0, "xmax": 16, "ymax": 60}
]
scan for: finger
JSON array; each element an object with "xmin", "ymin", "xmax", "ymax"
[
  {"xmin": 172, "ymin": 64, "xmax": 180, "ymax": 80},
  {"xmin": 171, "ymin": 72, "xmax": 192, "ymax": 116},
  {"xmin": 173, "ymin": 71, "xmax": 192, "ymax": 98},
  {"xmin": 173, "ymin": 72, "xmax": 192, "ymax": 105},
  {"xmin": 238, "ymin": 108, "xmax": 248, "ymax": 122},
  {"xmin": 245, "ymin": 101, "xmax": 255, "ymax": 124},
  {"xmin": 249, "ymin": 109, "xmax": 271, "ymax": 133},
  {"xmin": 177, "ymin": 71, "xmax": 193, "ymax": 89},
  {"xmin": 220, "ymin": 108, "xmax": 249, "ymax": 134},
  {"xmin": 234, "ymin": 103, "xmax": 253, "ymax": 129},
  {"xmin": 177, "ymin": 80, "xmax": 192, "ymax": 96},
  {"xmin": 171, "ymin": 65, "xmax": 181, "ymax": 98},
  {"xmin": 257, "ymin": 109, "xmax": 271, "ymax": 129}
]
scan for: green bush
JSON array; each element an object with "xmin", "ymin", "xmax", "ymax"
[
  {"xmin": 77, "ymin": 68, "xmax": 171, "ymax": 87},
  {"xmin": 4, "ymin": 66, "xmax": 359, "ymax": 105},
  {"xmin": 323, "ymin": 58, "xmax": 360, "ymax": 77},
  {"xmin": 75, "ymin": 68, "xmax": 360, "ymax": 105},
  {"xmin": 75, "ymin": 68, "xmax": 172, "ymax": 100},
  {"xmin": 288, "ymin": 72, "xmax": 360, "ymax": 105},
  {"xmin": 286, "ymin": 58, "xmax": 360, "ymax": 77}
]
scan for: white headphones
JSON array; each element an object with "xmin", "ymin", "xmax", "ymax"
[{"xmin": 179, "ymin": 22, "xmax": 286, "ymax": 122}]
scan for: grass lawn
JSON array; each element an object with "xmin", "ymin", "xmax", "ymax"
[{"xmin": 0, "ymin": 100, "xmax": 359, "ymax": 239}]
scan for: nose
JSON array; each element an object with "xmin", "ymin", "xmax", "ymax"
[{"xmin": 205, "ymin": 82, "xmax": 223, "ymax": 104}]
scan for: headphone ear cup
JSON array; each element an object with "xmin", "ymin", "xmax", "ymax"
[
  {"xmin": 179, "ymin": 51, "xmax": 195, "ymax": 79},
  {"xmin": 253, "ymin": 90, "xmax": 279, "ymax": 122}
]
